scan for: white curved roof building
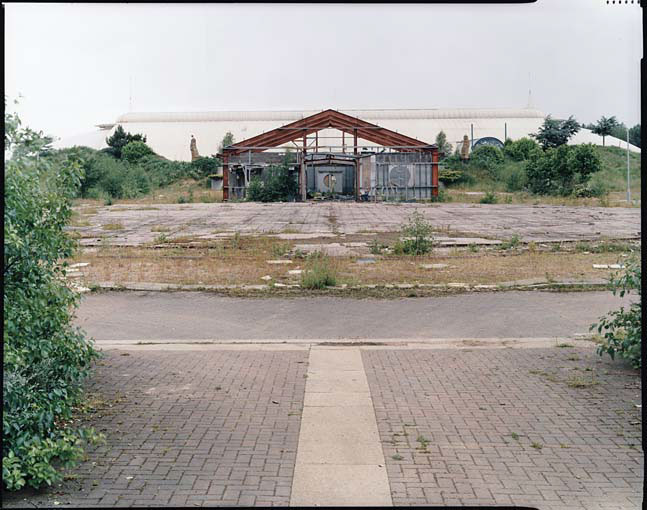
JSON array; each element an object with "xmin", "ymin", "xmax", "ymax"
[{"xmin": 54, "ymin": 108, "xmax": 640, "ymax": 160}]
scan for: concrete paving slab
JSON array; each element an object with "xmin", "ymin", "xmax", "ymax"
[
  {"xmin": 69, "ymin": 202, "xmax": 641, "ymax": 246},
  {"xmin": 305, "ymin": 371, "xmax": 369, "ymax": 393},
  {"xmin": 292, "ymin": 347, "xmax": 391, "ymax": 506},
  {"xmin": 306, "ymin": 348, "xmax": 364, "ymax": 370},
  {"xmin": 304, "ymin": 392, "xmax": 371, "ymax": 407},
  {"xmin": 290, "ymin": 464, "xmax": 392, "ymax": 507}
]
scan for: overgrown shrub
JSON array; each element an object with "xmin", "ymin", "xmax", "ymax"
[
  {"xmin": 525, "ymin": 144, "xmax": 601, "ymax": 196},
  {"xmin": 246, "ymin": 163, "xmax": 298, "ymax": 202},
  {"xmin": 121, "ymin": 140, "xmax": 155, "ymax": 163},
  {"xmin": 591, "ymin": 256, "xmax": 641, "ymax": 368},
  {"xmin": 469, "ymin": 145, "xmax": 504, "ymax": 176},
  {"xmin": 502, "ymin": 166, "xmax": 527, "ymax": 192},
  {"xmin": 479, "ymin": 191, "xmax": 498, "ymax": 204},
  {"xmin": 56, "ymin": 147, "xmax": 194, "ymax": 200},
  {"xmin": 503, "ymin": 137, "xmax": 538, "ymax": 161},
  {"xmin": 191, "ymin": 156, "xmax": 220, "ymax": 178},
  {"xmin": 4, "ymin": 108, "xmax": 101, "ymax": 490},
  {"xmin": 247, "ymin": 177, "xmax": 265, "ymax": 202},
  {"xmin": 430, "ymin": 189, "xmax": 450, "ymax": 202},
  {"xmin": 394, "ymin": 211, "xmax": 434, "ymax": 255}
]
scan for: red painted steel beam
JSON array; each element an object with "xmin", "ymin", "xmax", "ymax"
[
  {"xmin": 219, "ymin": 109, "xmax": 436, "ymax": 156},
  {"xmin": 431, "ymin": 148, "xmax": 439, "ymax": 197}
]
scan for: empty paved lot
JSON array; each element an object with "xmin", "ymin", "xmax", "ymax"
[
  {"xmin": 5, "ymin": 291, "xmax": 641, "ymax": 508},
  {"xmin": 72, "ymin": 202, "xmax": 641, "ymax": 246}
]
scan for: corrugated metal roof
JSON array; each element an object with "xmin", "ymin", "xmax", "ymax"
[{"xmin": 116, "ymin": 108, "xmax": 545, "ymax": 124}]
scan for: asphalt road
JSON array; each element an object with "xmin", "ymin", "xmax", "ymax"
[{"xmin": 75, "ymin": 290, "xmax": 633, "ymax": 342}]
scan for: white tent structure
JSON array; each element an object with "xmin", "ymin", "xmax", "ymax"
[{"xmin": 54, "ymin": 108, "xmax": 640, "ymax": 160}]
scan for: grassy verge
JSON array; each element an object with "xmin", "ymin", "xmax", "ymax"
[{"xmin": 68, "ymin": 235, "xmax": 638, "ymax": 289}]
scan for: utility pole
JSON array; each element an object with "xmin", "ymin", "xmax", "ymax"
[{"xmin": 626, "ymin": 127, "xmax": 631, "ymax": 203}]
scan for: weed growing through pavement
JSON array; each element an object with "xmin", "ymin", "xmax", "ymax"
[
  {"xmin": 301, "ymin": 254, "xmax": 337, "ymax": 289},
  {"xmin": 499, "ymin": 234, "xmax": 521, "ymax": 250},
  {"xmin": 566, "ymin": 374, "xmax": 598, "ymax": 388}
]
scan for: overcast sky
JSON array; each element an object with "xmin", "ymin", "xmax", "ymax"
[{"xmin": 4, "ymin": 1, "xmax": 643, "ymax": 139}]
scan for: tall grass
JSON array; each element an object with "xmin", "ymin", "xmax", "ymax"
[{"xmin": 301, "ymin": 253, "xmax": 338, "ymax": 289}]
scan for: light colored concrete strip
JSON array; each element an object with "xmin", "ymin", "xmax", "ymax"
[
  {"xmin": 94, "ymin": 336, "xmax": 596, "ymax": 351},
  {"xmin": 291, "ymin": 464, "xmax": 392, "ymax": 507},
  {"xmin": 291, "ymin": 348, "xmax": 392, "ymax": 507}
]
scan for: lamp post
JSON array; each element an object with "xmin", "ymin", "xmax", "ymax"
[{"xmin": 626, "ymin": 127, "xmax": 631, "ymax": 204}]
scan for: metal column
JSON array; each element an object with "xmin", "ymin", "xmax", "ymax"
[
  {"xmin": 431, "ymin": 149, "xmax": 439, "ymax": 198},
  {"xmin": 222, "ymin": 153, "xmax": 229, "ymax": 201},
  {"xmin": 354, "ymin": 129, "xmax": 359, "ymax": 201}
]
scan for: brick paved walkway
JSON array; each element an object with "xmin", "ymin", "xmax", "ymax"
[
  {"xmin": 3, "ymin": 350, "xmax": 307, "ymax": 507},
  {"xmin": 363, "ymin": 346, "xmax": 643, "ymax": 509},
  {"xmin": 3, "ymin": 343, "xmax": 642, "ymax": 508}
]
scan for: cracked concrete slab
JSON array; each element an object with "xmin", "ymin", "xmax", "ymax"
[{"xmin": 69, "ymin": 202, "xmax": 640, "ymax": 246}]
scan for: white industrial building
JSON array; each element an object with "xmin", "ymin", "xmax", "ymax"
[{"xmin": 54, "ymin": 107, "xmax": 640, "ymax": 161}]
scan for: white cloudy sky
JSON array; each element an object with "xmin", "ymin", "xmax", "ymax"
[{"xmin": 4, "ymin": 1, "xmax": 643, "ymax": 138}]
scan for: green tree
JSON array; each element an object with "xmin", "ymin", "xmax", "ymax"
[
  {"xmin": 104, "ymin": 125, "xmax": 147, "ymax": 159},
  {"xmin": 435, "ymin": 131, "xmax": 453, "ymax": 159},
  {"xmin": 628, "ymin": 124, "xmax": 641, "ymax": 148},
  {"xmin": 591, "ymin": 116, "xmax": 619, "ymax": 147},
  {"xmin": 531, "ymin": 115, "xmax": 580, "ymax": 149},
  {"xmin": 4, "ymin": 105, "xmax": 101, "ymax": 490},
  {"xmin": 218, "ymin": 131, "xmax": 235, "ymax": 152}
]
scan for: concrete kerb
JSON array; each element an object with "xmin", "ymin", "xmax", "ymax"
[
  {"xmin": 90, "ymin": 279, "xmax": 610, "ymax": 294},
  {"xmin": 94, "ymin": 337, "xmax": 597, "ymax": 351}
]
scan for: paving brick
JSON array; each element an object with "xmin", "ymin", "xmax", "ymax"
[
  {"xmin": 363, "ymin": 347, "xmax": 643, "ymax": 509},
  {"xmin": 2, "ymin": 350, "xmax": 307, "ymax": 508}
]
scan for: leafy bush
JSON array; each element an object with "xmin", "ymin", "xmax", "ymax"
[
  {"xmin": 121, "ymin": 141, "xmax": 155, "ymax": 163},
  {"xmin": 52, "ymin": 147, "xmax": 194, "ymax": 200},
  {"xmin": 501, "ymin": 165, "xmax": 527, "ymax": 192},
  {"xmin": 525, "ymin": 144, "xmax": 601, "ymax": 196},
  {"xmin": 191, "ymin": 156, "xmax": 221, "ymax": 178},
  {"xmin": 479, "ymin": 191, "xmax": 498, "ymax": 204},
  {"xmin": 138, "ymin": 155, "xmax": 193, "ymax": 188},
  {"xmin": 469, "ymin": 145, "xmax": 504, "ymax": 176},
  {"xmin": 394, "ymin": 211, "xmax": 434, "ymax": 255},
  {"xmin": 247, "ymin": 178, "xmax": 265, "ymax": 202},
  {"xmin": 246, "ymin": 164, "xmax": 298, "ymax": 202},
  {"xmin": 428, "ymin": 189, "xmax": 451, "ymax": 203},
  {"xmin": 591, "ymin": 256, "xmax": 641, "ymax": 368},
  {"xmin": 4, "ymin": 108, "xmax": 101, "ymax": 490},
  {"xmin": 504, "ymin": 137, "xmax": 539, "ymax": 161},
  {"xmin": 301, "ymin": 255, "xmax": 337, "ymax": 289}
]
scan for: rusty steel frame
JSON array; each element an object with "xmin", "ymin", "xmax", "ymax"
[{"xmin": 219, "ymin": 109, "xmax": 438, "ymax": 201}]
